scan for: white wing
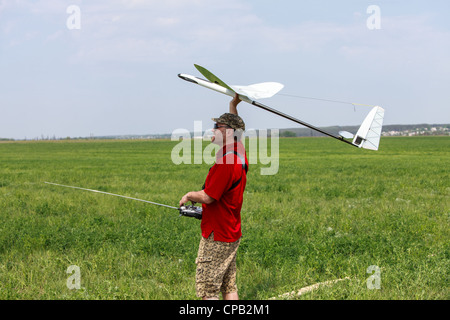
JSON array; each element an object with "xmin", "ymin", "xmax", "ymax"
[{"xmin": 230, "ymin": 82, "xmax": 284, "ymax": 100}]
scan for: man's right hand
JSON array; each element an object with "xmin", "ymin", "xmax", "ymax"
[{"xmin": 229, "ymin": 93, "xmax": 242, "ymax": 115}]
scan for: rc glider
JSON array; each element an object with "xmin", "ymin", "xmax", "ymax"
[{"xmin": 178, "ymin": 64, "xmax": 385, "ymax": 150}]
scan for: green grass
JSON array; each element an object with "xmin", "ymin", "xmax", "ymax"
[{"xmin": 0, "ymin": 136, "xmax": 448, "ymax": 299}]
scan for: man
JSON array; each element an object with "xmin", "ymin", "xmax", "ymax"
[{"xmin": 179, "ymin": 94, "xmax": 248, "ymax": 300}]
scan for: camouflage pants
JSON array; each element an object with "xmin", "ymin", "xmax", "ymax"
[{"xmin": 195, "ymin": 233, "xmax": 240, "ymax": 298}]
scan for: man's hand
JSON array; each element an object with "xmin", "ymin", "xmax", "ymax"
[
  {"xmin": 179, "ymin": 190, "xmax": 215, "ymax": 207},
  {"xmin": 229, "ymin": 93, "xmax": 242, "ymax": 115},
  {"xmin": 179, "ymin": 193, "xmax": 192, "ymax": 207}
]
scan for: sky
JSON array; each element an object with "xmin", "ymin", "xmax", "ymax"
[{"xmin": 1, "ymin": 0, "xmax": 449, "ymax": 140}]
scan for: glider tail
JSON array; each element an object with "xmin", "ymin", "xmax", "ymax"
[{"xmin": 352, "ymin": 106, "xmax": 385, "ymax": 150}]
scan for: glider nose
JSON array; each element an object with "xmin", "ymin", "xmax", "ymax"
[{"xmin": 178, "ymin": 74, "xmax": 198, "ymax": 84}]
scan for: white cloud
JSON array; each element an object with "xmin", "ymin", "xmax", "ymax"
[
  {"xmin": 3, "ymin": 1, "xmax": 448, "ymax": 67},
  {"xmin": 6, "ymin": 0, "xmax": 445, "ymax": 70}
]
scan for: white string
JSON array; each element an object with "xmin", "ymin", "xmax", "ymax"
[{"xmin": 278, "ymin": 93, "xmax": 375, "ymax": 111}]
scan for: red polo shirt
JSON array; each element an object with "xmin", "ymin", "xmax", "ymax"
[{"xmin": 202, "ymin": 142, "xmax": 248, "ymax": 242}]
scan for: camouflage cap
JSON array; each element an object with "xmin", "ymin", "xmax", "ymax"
[{"xmin": 212, "ymin": 113, "xmax": 245, "ymax": 131}]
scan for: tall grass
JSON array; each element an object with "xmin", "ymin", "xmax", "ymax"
[{"xmin": 0, "ymin": 137, "xmax": 448, "ymax": 299}]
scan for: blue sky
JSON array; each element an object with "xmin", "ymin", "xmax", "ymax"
[{"xmin": 1, "ymin": 0, "xmax": 449, "ymax": 139}]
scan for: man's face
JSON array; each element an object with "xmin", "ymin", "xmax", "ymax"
[{"xmin": 211, "ymin": 123, "xmax": 233, "ymax": 146}]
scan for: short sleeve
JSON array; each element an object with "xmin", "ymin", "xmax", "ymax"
[{"xmin": 203, "ymin": 162, "xmax": 234, "ymax": 201}]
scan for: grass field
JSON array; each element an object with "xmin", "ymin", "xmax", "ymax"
[{"xmin": 0, "ymin": 136, "xmax": 448, "ymax": 300}]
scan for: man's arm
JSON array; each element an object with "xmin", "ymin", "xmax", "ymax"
[
  {"xmin": 179, "ymin": 190, "xmax": 215, "ymax": 207},
  {"xmin": 229, "ymin": 93, "xmax": 242, "ymax": 115}
]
